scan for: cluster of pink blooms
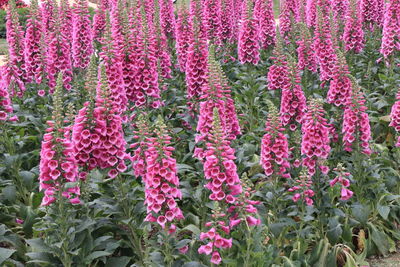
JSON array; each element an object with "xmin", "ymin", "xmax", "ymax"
[
  {"xmin": 203, "ymin": 0, "xmax": 222, "ymax": 44},
  {"xmin": 331, "ymin": 0, "xmax": 348, "ymax": 25},
  {"xmin": 143, "ymin": 122, "xmax": 184, "ymax": 230},
  {"xmin": 175, "ymin": 3, "xmax": 192, "ymax": 72},
  {"xmin": 361, "ymin": 0, "xmax": 383, "ymax": 27},
  {"xmin": 39, "ymin": 75, "xmax": 80, "ymax": 206},
  {"xmin": 0, "ymin": 74, "xmax": 13, "ymax": 121},
  {"xmin": 267, "ymin": 36, "xmax": 290, "ymax": 91},
  {"xmin": 254, "ymin": 0, "xmax": 276, "ymax": 49},
  {"xmin": 160, "ymin": 0, "xmax": 176, "ymax": 39},
  {"xmin": 71, "ymin": 0, "xmax": 93, "ymax": 69},
  {"xmin": 342, "ymin": 84, "xmax": 372, "ymax": 155},
  {"xmin": 24, "ymin": 0, "xmax": 44, "ymax": 84},
  {"xmin": 297, "ymin": 24, "xmax": 317, "ymax": 73},
  {"xmin": 329, "ymin": 165, "xmax": 353, "ymax": 201},
  {"xmin": 305, "ymin": 0, "xmax": 317, "ymax": 28},
  {"xmin": 220, "ymin": 0, "xmax": 235, "ymax": 43},
  {"xmin": 343, "ymin": 0, "xmax": 365, "ymax": 54},
  {"xmin": 313, "ymin": 4, "xmax": 338, "ymax": 81},
  {"xmin": 92, "ymin": 1, "xmax": 107, "ymax": 42},
  {"xmin": 154, "ymin": 2, "xmax": 172, "ymax": 80},
  {"xmin": 260, "ymin": 102, "xmax": 290, "ymax": 178},
  {"xmin": 130, "ymin": 116, "xmax": 151, "ymax": 179},
  {"xmin": 301, "ymin": 100, "xmax": 331, "ymax": 176},
  {"xmin": 280, "ymin": 60, "xmax": 307, "ymax": 130},
  {"xmin": 380, "ymin": 0, "xmax": 400, "ymax": 60},
  {"xmin": 238, "ymin": 0, "xmax": 260, "ymax": 65},
  {"xmin": 288, "ymin": 171, "xmax": 314, "ymax": 206},
  {"xmin": 279, "ymin": 0, "xmax": 295, "ymax": 42},
  {"xmin": 196, "ymin": 52, "xmax": 240, "ymax": 141},
  {"xmin": 327, "ymin": 55, "xmax": 353, "ymax": 107},
  {"xmin": 389, "ymin": 88, "xmax": 400, "ymax": 147},
  {"xmin": 5, "ymin": 0, "xmax": 26, "ymax": 96}
]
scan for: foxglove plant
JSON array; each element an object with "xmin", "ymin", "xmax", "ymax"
[
  {"xmin": 380, "ymin": 0, "xmax": 400, "ymax": 62},
  {"xmin": 331, "ymin": 0, "xmax": 349, "ymax": 26},
  {"xmin": 279, "ymin": 0, "xmax": 296, "ymax": 42},
  {"xmin": 238, "ymin": 0, "xmax": 260, "ymax": 65},
  {"xmin": 143, "ymin": 117, "xmax": 184, "ymax": 230},
  {"xmin": 160, "ymin": 0, "xmax": 176, "ymax": 39},
  {"xmin": 0, "ymin": 74, "xmax": 13, "ymax": 121},
  {"xmin": 267, "ymin": 33, "xmax": 290, "ymax": 91},
  {"xmin": 91, "ymin": 65, "xmax": 128, "ymax": 178},
  {"xmin": 361, "ymin": 0, "xmax": 382, "ymax": 27},
  {"xmin": 261, "ymin": 101, "xmax": 290, "ymax": 178},
  {"xmin": 220, "ymin": 0, "xmax": 234, "ymax": 43},
  {"xmin": 343, "ymin": 0, "xmax": 365, "ymax": 53},
  {"xmin": 131, "ymin": 114, "xmax": 151, "ymax": 179},
  {"xmin": 329, "ymin": 164, "xmax": 353, "ymax": 201},
  {"xmin": 154, "ymin": 0, "xmax": 172, "ymax": 80},
  {"xmin": 301, "ymin": 99, "xmax": 331, "ymax": 176},
  {"xmin": 59, "ymin": 0, "xmax": 73, "ymax": 47},
  {"xmin": 280, "ymin": 58, "xmax": 307, "ymax": 130},
  {"xmin": 342, "ymin": 80, "xmax": 372, "ymax": 155},
  {"xmin": 390, "ymin": 88, "xmax": 400, "ymax": 147},
  {"xmin": 39, "ymin": 74, "xmax": 80, "ymax": 207},
  {"xmin": 288, "ymin": 170, "xmax": 314, "ymax": 206},
  {"xmin": 297, "ymin": 23, "xmax": 317, "ymax": 73},
  {"xmin": 203, "ymin": 0, "xmax": 222, "ymax": 44},
  {"xmin": 92, "ymin": 1, "xmax": 107, "ymax": 42},
  {"xmin": 46, "ymin": 7, "xmax": 73, "ymax": 92},
  {"xmin": 5, "ymin": 0, "xmax": 26, "ymax": 96},
  {"xmin": 175, "ymin": 2, "xmax": 192, "ymax": 72},
  {"xmin": 314, "ymin": 7, "xmax": 338, "ymax": 81},
  {"xmin": 41, "ymin": 0, "xmax": 57, "ymax": 36},
  {"xmin": 306, "ymin": 0, "xmax": 317, "ymax": 28},
  {"xmin": 327, "ymin": 53, "xmax": 352, "ymax": 107},
  {"xmin": 71, "ymin": 0, "xmax": 93, "ymax": 69},
  {"xmin": 185, "ymin": 0, "xmax": 209, "ymax": 104},
  {"xmin": 24, "ymin": 0, "xmax": 43, "ymax": 84},
  {"xmin": 254, "ymin": 0, "xmax": 276, "ymax": 49}
]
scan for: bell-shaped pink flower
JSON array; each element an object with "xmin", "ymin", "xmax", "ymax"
[
  {"xmin": 254, "ymin": 0, "xmax": 276, "ymax": 49},
  {"xmin": 389, "ymin": 89, "xmax": 400, "ymax": 147},
  {"xmin": 380, "ymin": 0, "xmax": 400, "ymax": 61},
  {"xmin": 343, "ymin": 0, "xmax": 365, "ymax": 53},
  {"xmin": 238, "ymin": 0, "xmax": 260, "ymax": 64}
]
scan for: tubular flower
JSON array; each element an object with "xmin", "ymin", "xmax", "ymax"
[
  {"xmin": 280, "ymin": 59, "xmax": 307, "ymax": 131},
  {"xmin": 343, "ymin": 0, "xmax": 365, "ymax": 53},
  {"xmin": 71, "ymin": 57, "xmax": 98, "ymax": 180},
  {"xmin": 24, "ymin": 0, "xmax": 43, "ymax": 84},
  {"xmin": 0, "ymin": 72, "xmax": 13, "ymax": 121},
  {"xmin": 196, "ymin": 48, "xmax": 241, "ymax": 141},
  {"xmin": 46, "ymin": 9, "xmax": 73, "ymax": 92},
  {"xmin": 342, "ymin": 80, "xmax": 372, "ymax": 155},
  {"xmin": 380, "ymin": 0, "xmax": 400, "ymax": 61},
  {"xmin": 154, "ymin": 0, "xmax": 172, "ymax": 80},
  {"xmin": 297, "ymin": 23, "xmax": 317, "ymax": 73},
  {"xmin": 331, "ymin": 0, "xmax": 349, "ymax": 26},
  {"xmin": 175, "ymin": 2, "xmax": 192, "ymax": 72},
  {"xmin": 288, "ymin": 170, "xmax": 314, "ymax": 206},
  {"xmin": 313, "ymin": 7, "xmax": 338, "ymax": 81},
  {"xmin": 185, "ymin": 0, "xmax": 209, "ymax": 103},
  {"xmin": 99, "ymin": 18, "xmax": 128, "ymax": 115},
  {"xmin": 306, "ymin": 0, "xmax": 317, "ymax": 28},
  {"xmin": 220, "ymin": 0, "xmax": 234, "ymax": 43},
  {"xmin": 41, "ymin": 0, "xmax": 57, "ymax": 36},
  {"xmin": 329, "ymin": 164, "xmax": 353, "ymax": 201},
  {"xmin": 279, "ymin": 0, "xmax": 296, "ymax": 42},
  {"xmin": 160, "ymin": 0, "xmax": 176, "ymax": 39},
  {"xmin": 361, "ymin": 0, "xmax": 381, "ymax": 27},
  {"xmin": 301, "ymin": 99, "xmax": 331, "ymax": 176},
  {"xmin": 92, "ymin": 65, "xmax": 128, "ymax": 178},
  {"xmin": 92, "ymin": 1, "xmax": 107, "ymax": 42},
  {"xmin": 39, "ymin": 74, "xmax": 80, "ymax": 206},
  {"xmin": 267, "ymin": 34, "xmax": 290, "ymax": 91},
  {"xmin": 238, "ymin": 0, "xmax": 260, "ymax": 64},
  {"xmin": 72, "ymin": 0, "xmax": 94, "ymax": 69},
  {"xmin": 203, "ymin": 0, "xmax": 222, "ymax": 44},
  {"xmin": 254, "ymin": 0, "xmax": 276, "ymax": 49},
  {"xmin": 389, "ymin": 88, "xmax": 400, "ymax": 147},
  {"xmin": 327, "ymin": 53, "xmax": 352, "ymax": 107},
  {"xmin": 130, "ymin": 115, "xmax": 151, "ymax": 178},
  {"xmin": 143, "ymin": 118, "xmax": 184, "ymax": 230},
  {"xmin": 59, "ymin": 0, "xmax": 73, "ymax": 47},
  {"xmin": 261, "ymin": 101, "xmax": 291, "ymax": 178},
  {"xmin": 5, "ymin": 0, "xmax": 26, "ymax": 96}
]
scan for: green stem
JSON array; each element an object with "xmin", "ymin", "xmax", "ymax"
[{"xmin": 57, "ymin": 188, "xmax": 72, "ymax": 267}]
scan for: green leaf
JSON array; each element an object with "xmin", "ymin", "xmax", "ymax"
[
  {"xmin": 180, "ymin": 224, "xmax": 200, "ymax": 236},
  {"xmin": 175, "ymin": 239, "xmax": 191, "ymax": 249},
  {"xmin": 0, "ymin": 247, "xmax": 16, "ymax": 264},
  {"xmin": 377, "ymin": 205, "xmax": 390, "ymax": 220},
  {"xmin": 85, "ymin": 251, "xmax": 112, "ymax": 262},
  {"xmin": 26, "ymin": 238, "xmax": 50, "ymax": 252},
  {"xmin": 105, "ymin": 256, "xmax": 130, "ymax": 267},
  {"xmin": 19, "ymin": 171, "xmax": 35, "ymax": 189},
  {"xmin": 368, "ymin": 223, "xmax": 390, "ymax": 256},
  {"xmin": 2, "ymin": 185, "xmax": 16, "ymax": 202},
  {"xmin": 351, "ymin": 204, "xmax": 370, "ymax": 224}
]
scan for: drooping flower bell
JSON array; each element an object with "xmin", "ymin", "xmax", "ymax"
[
  {"xmin": 327, "ymin": 52, "xmax": 352, "ymax": 107},
  {"xmin": 220, "ymin": 0, "xmax": 235, "ymax": 44},
  {"xmin": 296, "ymin": 23, "xmax": 317, "ymax": 73},
  {"xmin": 154, "ymin": 0, "xmax": 172, "ymax": 80},
  {"xmin": 288, "ymin": 169, "xmax": 314, "ymax": 206},
  {"xmin": 39, "ymin": 73, "xmax": 80, "ymax": 206},
  {"xmin": 261, "ymin": 101, "xmax": 291, "ymax": 178},
  {"xmin": 143, "ymin": 117, "xmax": 184, "ymax": 230},
  {"xmin": 389, "ymin": 88, "xmax": 400, "ymax": 147},
  {"xmin": 279, "ymin": 0, "xmax": 297, "ymax": 42},
  {"xmin": 238, "ymin": 0, "xmax": 260, "ymax": 64},
  {"xmin": 329, "ymin": 164, "xmax": 353, "ymax": 201},
  {"xmin": 380, "ymin": 0, "xmax": 400, "ymax": 62},
  {"xmin": 254, "ymin": 0, "xmax": 276, "ymax": 49},
  {"xmin": 203, "ymin": 0, "xmax": 222, "ymax": 44},
  {"xmin": 92, "ymin": 0, "xmax": 107, "ymax": 42},
  {"xmin": 175, "ymin": 2, "xmax": 192, "ymax": 72},
  {"xmin": 343, "ymin": 0, "xmax": 365, "ymax": 53},
  {"xmin": 267, "ymin": 32, "xmax": 290, "ymax": 91},
  {"xmin": 0, "ymin": 72, "xmax": 13, "ymax": 121}
]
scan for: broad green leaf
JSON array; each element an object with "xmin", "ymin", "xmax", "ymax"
[{"xmin": 0, "ymin": 247, "xmax": 16, "ymax": 264}]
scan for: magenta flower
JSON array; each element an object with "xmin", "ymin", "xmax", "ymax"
[
  {"xmin": 0, "ymin": 71, "xmax": 13, "ymax": 121},
  {"xmin": 288, "ymin": 171, "xmax": 314, "ymax": 206},
  {"xmin": 329, "ymin": 164, "xmax": 353, "ymax": 201},
  {"xmin": 261, "ymin": 102, "xmax": 290, "ymax": 178},
  {"xmin": 361, "ymin": 0, "xmax": 383, "ymax": 28},
  {"xmin": 267, "ymin": 34, "xmax": 290, "ymax": 91},
  {"xmin": 254, "ymin": 0, "xmax": 276, "ymax": 49},
  {"xmin": 220, "ymin": 0, "xmax": 235, "ymax": 43},
  {"xmin": 92, "ymin": 1, "xmax": 106, "ymax": 42},
  {"xmin": 279, "ymin": 0, "xmax": 297, "ymax": 42},
  {"xmin": 342, "ymin": 82, "xmax": 372, "ymax": 155},
  {"xmin": 71, "ymin": 0, "xmax": 93, "ymax": 69},
  {"xmin": 380, "ymin": 0, "xmax": 400, "ymax": 61},
  {"xmin": 238, "ymin": 0, "xmax": 260, "ymax": 64},
  {"xmin": 331, "ymin": 0, "xmax": 349, "ymax": 26},
  {"xmin": 160, "ymin": 0, "xmax": 176, "ymax": 39},
  {"xmin": 297, "ymin": 23, "xmax": 317, "ymax": 73},
  {"xmin": 327, "ymin": 54, "xmax": 352, "ymax": 107},
  {"xmin": 389, "ymin": 88, "xmax": 400, "ymax": 147},
  {"xmin": 143, "ymin": 118, "xmax": 184, "ymax": 230},
  {"xmin": 203, "ymin": 0, "xmax": 222, "ymax": 44},
  {"xmin": 175, "ymin": 3, "xmax": 192, "ymax": 72},
  {"xmin": 343, "ymin": 0, "xmax": 365, "ymax": 53},
  {"xmin": 301, "ymin": 99, "xmax": 331, "ymax": 176},
  {"xmin": 154, "ymin": 1, "xmax": 172, "ymax": 80},
  {"xmin": 280, "ymin": 60, "xmax": 307, "ymax": 130},
  {"xmin": 306, "ymin": 0, "xmax": 317, "ymax": 28}
]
